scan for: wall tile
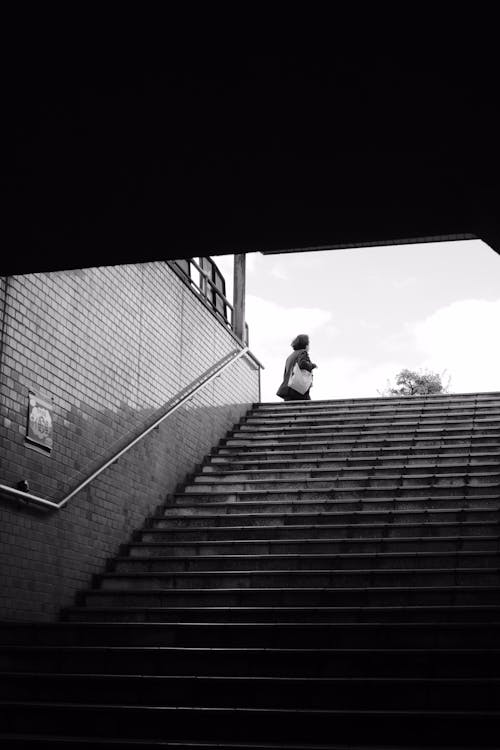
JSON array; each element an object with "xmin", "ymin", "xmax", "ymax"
[{"xmin": 0, "ymin": 263, "xmax": 260, "ymax": 621}]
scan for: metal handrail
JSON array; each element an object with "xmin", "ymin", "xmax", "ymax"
[{"xmin": 0, "ymin": 346, "xmax": 253, "ymax": 512}]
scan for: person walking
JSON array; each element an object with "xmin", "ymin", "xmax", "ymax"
[{"xmin": 276, "ymin": 334, "xmax": 318, "ymax": 401}]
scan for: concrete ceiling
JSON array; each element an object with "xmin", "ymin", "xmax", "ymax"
[{"xmin": 3, "ymin": 44, "xmax": 499, "ymax": 276}]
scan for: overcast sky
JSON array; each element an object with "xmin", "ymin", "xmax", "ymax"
[{"xmin": 214, "ymin": 240, "xmax": 500, "ymax": 403}]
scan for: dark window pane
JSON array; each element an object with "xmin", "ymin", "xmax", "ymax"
[
  {"xmin": 213, "ymin": 267, "xmax": 227, "ymax": 319},
  {"xmin": 198, "ymin": 257, "xmax": 212, "ymax": 298}
]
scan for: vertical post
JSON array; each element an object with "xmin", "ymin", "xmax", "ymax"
[{"xmin": 233, "ymin": 253, "xmax": 246, "ymax": 342}]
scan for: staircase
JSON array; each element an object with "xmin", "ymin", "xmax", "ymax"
[{"xmin": 2, "ymin": 392, "xmax": 500, "ymax": 748}]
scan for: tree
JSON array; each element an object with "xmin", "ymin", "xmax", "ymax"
[{"xmin": 379, "ymin": 368, "xmax": 451, "ymax": 397}]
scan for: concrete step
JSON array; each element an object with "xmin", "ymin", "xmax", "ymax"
[
  {"xmin": 142, "ymin": 514, "xmax": 500, "ymax": 539},
  {"xmin": 177, "ymin": 491, "xmax": 500, "ymax": 507},
  {"xmin": 158, "ymin": 500, "xmax": 500, "ymax": 524},
  {"xmin": 235, "ymin": 428, "xmax": 500, "ymax": 444},
  {"xmin": 219, "ymin": 435, "xmax": 500, "ymax": 454},
  {"xmin": 233, "ymin": 420, "xmax": 500, "ymax": 434},
  {"xmin": 3, "ymin": 644, "xmax": 500, "ymax": 676},
  {"xmin": 7, "ymin": 392, "xmax": 500, "ymax": 748},
  {"xmin": 3, "ymin": 621, "xmax": 500, "ymax": 648},
  {"xmin": 243, "ymin": 412, "xmax": 500, "ymax": 428},
  {"xmin": 1, "ymin": 701, "xmax": 500, "ymax": 745},
  {"xmin": 204, "ymin": 455, "xmax": 500, "ymax": 483},
  {"xmin": 82, "ymin": 585, "xmax": 500, "ymax": 608},
  {"xmin": 3, "ymin": 672, "xmax": 500, "ymax": 710},
  {"xmin": 201, "ymin": 460, "xmax": 500, "ymax": 477},
  {"xmin": 125, "ymin": 534, "xmax": 500, "ymax": 557},
  {"xmin": 214, "ymin": 443, "xmax": 500, "ymax": 461},
  {"xmin": 194, "ymin": 465, "xmax": 500, "ymax": 481},
  {"xmin": 111, "ymin": 551, "xmax": 500, "ymax": 574},
  {"xmin": 251, "ymin": 411, "xmax": 500, "ymax": 427},
  {"xmin": 247, "ymin": 403, "xmax": 500, "ymax": 417},
  {"xmin": 251, "ymin": 402, "xmax": 500, "ymax": 412},
  {"xmin": 186, "ymin": 472, "xmax": 500, "ymax": 491},
  {"xmin": 256, "ymin": 392, "xmax": 500, "ymax": 411},
  {"xmin": 255, "ymin": 395, "xmax": 500, "ymax": 409},
  {"xmin": 252, "ymin": 410, "xmax": 495, "ymax": 421},
  {"xmin": 96, "ymin": 568, "xmax": 500, "ymax": 593},
  {"xmin": 256, "ymin": 395, "xmax": 500, "ymax": 408},
  {"xmin": 236, "ymin": 419, "xmax": 500, "ymax": 435},
  {"xmin": 225, "ymin": 428, "xmax": 500, "ymax": 453},
  {"xmin": 62, "ymin": 603, "xmax": 500, "ymax": 624},
  {"xmin": 2, "ymin": 739, "xmax": 495, "ymax": 750},
  {"xmin": 169, "ymin": 494, "xmax": 500, "ymax": 515}
]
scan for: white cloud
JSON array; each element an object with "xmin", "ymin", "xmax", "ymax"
[
  {"xmin": 246, "ymin": 294, "xmax": 335, "ymax": 352},
  {"xmin": 211, "ymin": 252, "xmax": 267, "ymax": 301},
  {"xmin": 306, "ymin": 357, "xmax": 406, "ymax": 402},
  {"xmin": 413, "ymin": 299, "xmax": 500, "ymax": 393},
  {"xmin": 381, "ymin": 326, "xmax": 416, "ymax": 355},
  {"xmin": 269, "ymin": 264, "xmax": 290, "ymax": 281},
  {"xmin": 392, "ymin": 276, "xmax": 417, "ymax": 289},
  {"xmin": 245, "ymin": 292, "xmax": 409, "ymax": 402},
  {"xmin": 246, "ymin": 252, "xmax": 263, "ymax": 275},
  {"xmin": 217, "ymin": 251, "xmax": 500, "ymax": 401},
  {"xmin": 360, "ymin": 318, "xmax": 382, "ymax": 331},
  {"xmin": 246, "ymin": 294, "xmax": 411, "ymax": 402}
]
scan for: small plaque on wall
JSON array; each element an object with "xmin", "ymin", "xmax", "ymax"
[{"xmin": 26, "ymin": 393, "xmax": 53, "ymax": 452}]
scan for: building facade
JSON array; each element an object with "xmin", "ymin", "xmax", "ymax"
[{"xmin": 0, "ymin": 260, "xmax": 260, "ymax": 621}]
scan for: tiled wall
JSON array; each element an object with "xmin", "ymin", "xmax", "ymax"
[{"xmin": 0, "ymin": 262, "xmax": 260, "ymax": 621}]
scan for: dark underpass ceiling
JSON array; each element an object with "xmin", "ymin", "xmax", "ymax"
[{"xmin": 2, "ymin": 43, "xmax": 500, "ymax": 276}]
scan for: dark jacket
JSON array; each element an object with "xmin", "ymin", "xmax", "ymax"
[{"xmin": 276, "ymin": 348, "xmax": 316, "ymax": 400}]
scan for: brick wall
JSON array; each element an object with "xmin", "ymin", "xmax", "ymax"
[{"xmin": 0, "ymin": 262, "xmax": 260, "ymax": 621}]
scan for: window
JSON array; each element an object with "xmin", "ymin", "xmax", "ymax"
[{"xmin": 171, "ymin": 257, "xmax": 230, "ymax": 326}]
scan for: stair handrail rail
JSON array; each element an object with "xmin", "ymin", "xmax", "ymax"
[{"xmin": 0, "ymin": 346, "xmax": 256, "ymax": 512}]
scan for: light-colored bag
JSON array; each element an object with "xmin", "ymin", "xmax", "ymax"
[{"xmin": 288, "ymin": 362, "xmax": 313, "ymax": 394}]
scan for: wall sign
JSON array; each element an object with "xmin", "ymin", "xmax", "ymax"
[{"xmin": 26, "ymin": 393, "xmax": 53, "ymax": 452}]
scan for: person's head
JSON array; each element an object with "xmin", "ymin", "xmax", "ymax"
[{"xmin": 291, "ymin": 334, "xmax": 310, "ymax": 351}]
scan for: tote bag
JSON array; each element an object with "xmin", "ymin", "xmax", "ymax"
[{"xmin": 288, "ymin": 363, "xmax": 313, "ymax": 395}]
